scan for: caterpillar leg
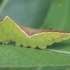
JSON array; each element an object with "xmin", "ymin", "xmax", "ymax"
[
  {"xmin": 2, "ymin": 41, "xmax": 10, "ymax": 44},
  {"xmin": 28, "ymin": 36, "xmax": 37, "ymax": 49},
  {"xmin": 38, "ymin": 45, "xmax": 47, "ymax": 50}
]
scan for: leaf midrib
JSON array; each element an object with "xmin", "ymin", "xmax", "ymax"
[{"xmin": 47, "ymin": 49, "xmax": 70, "ymax": 55}]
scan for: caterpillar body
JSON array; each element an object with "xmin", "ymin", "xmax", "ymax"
[{"xmin": 0, "ymin": 16, "xmax": 70, "ymax": 49}]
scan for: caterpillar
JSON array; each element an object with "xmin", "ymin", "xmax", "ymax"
[{"xmin": 0, "ymin": 16, "xmax": 70, "ymax": 49}]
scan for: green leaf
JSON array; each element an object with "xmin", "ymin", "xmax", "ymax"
[{"xmin": 0, "ymin": 45, "xmax": 70, "ymax": 67}]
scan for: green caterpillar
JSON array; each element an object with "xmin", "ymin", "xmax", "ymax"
[{"xmin": 0, "ymin": 16, "xmax": 70, "ymax": 49}]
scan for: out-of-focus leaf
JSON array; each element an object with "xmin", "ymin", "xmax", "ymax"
[
  {"xmin": 0, "ymin": 0, "xmax": 52, "ymax": 28},
  {"xmin": 0, "ymin": 0, "xmax": 3, "ymax": 5},
  {"xmin": 40, "ymin": 0, "xmax": 70, "ymax": 30}
]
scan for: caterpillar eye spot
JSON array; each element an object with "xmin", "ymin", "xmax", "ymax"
[
  {"xmin": 48, "ymin": 40, "xmax": 49, "ymax": 41},
  {"xmin": 57, "ymin": 38, "xmax": 58, "ymax": 39},
  {"xmin": 25, "ymin": 39, "xmax": 26, "ymax": 40},
  {"xmin": 40, "ymin": 41, "xmax": 41, "ymax": 43}
]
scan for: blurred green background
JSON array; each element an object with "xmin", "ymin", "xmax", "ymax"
[{"xmin": 0, "ymin": 0, "xmax": 70, "ymax": 70}]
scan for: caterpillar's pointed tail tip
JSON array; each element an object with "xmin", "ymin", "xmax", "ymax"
[
  {"xmin": 4, "ymin": 15, "xmax": 9, "ymax": 18},
  {"xmin": 1, "ymin": 15, "xmax": 9, "ymax": 21},
  {"xmin": 3, "ymin": 15, "xmax": 10, "ymax": 20}
]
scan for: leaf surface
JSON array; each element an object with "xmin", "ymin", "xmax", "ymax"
[{"xmin": 0, "ymin": 45, "xmax": 70, "ymax": 67}]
